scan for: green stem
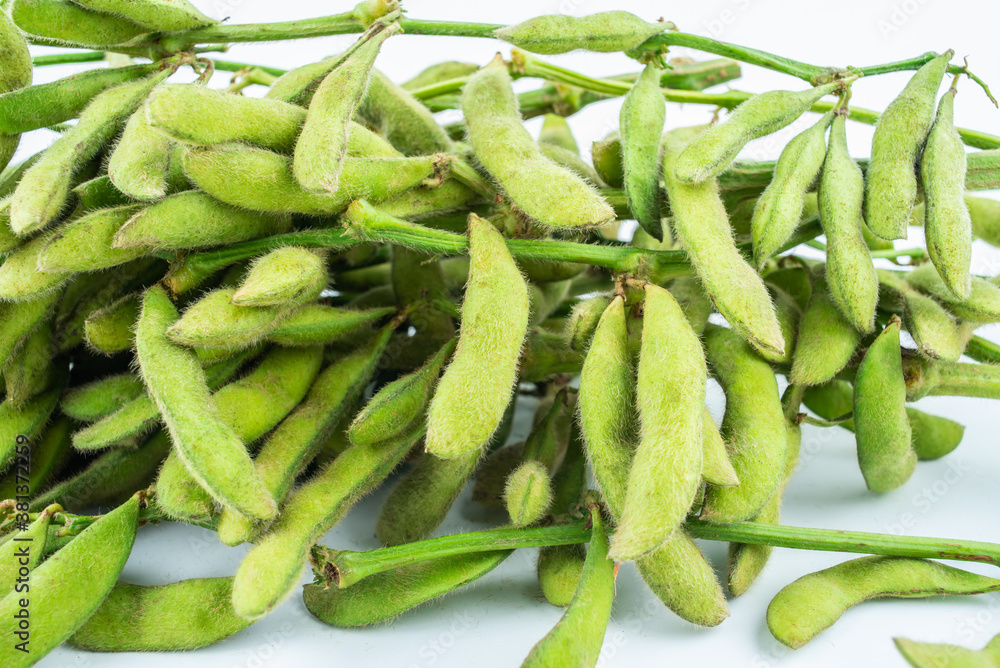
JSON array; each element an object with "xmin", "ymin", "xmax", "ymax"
[
  {"xmin": 211, "ymin": 58, "xmax": 287, "ymax": 78},
  {"xmin": 965, "ymin": 335, "xmax": 1000, "ymax": 365},
  {"xmin": 157, "ymin": 11, "xmax": 362, "ymax": 52},
  {"xmin": 870, "ymin": 247, "xmax": 927, "ymax": 260},
  {"xmin": 903, "ymin": 355, "xmax": 1000, "ymax": 401},
  {"xmin": 32, "ymin": 51, "xmax": 107, "ymax": 66}
]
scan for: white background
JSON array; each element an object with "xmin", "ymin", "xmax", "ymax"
[{"xmin": 21, "ymin": 1, "xmax": 1000, "ymax": 666}]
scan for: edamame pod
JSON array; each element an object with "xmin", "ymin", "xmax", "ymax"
[
  {"xmin": 865, "ymin": 51, "xmax": 953, "ymax": 240},
  {"xmin": 611, "ymin": 284, "xmax": 705, "ymax": 560},
  {"xmin": 84, "ymin": 292, "xmax": 141, "ymax": 354},
  {"xmin": 70, "ymin": 0, "xmax": 216, "ymax": 32},
  {"xmin": 10, "ymin": 0, "xmax": 148, "ymax": 48},
  {"xmin": 767, "ymin": 556, "xmax": 1000, "ymax": 649},
  {"xmin": 232, "ymin": 247, "xmax": 327, "ymax": 307},
  {"xmin": 0, "ymin": 492, "xmax": 140, "ymax": 667},
  {"xmin": 37, "ymin": 204, "xmax": 148, "ymax": 272},
  {"xmin": 702, "ymin": 406, "xmax": 739, "ymax": 487},
  {"xmin": 968, "ymin": 195, "xmax": 1000, "ymax": 248},
  {"xmin": 0, "ymin": 291, "xmax": 61, "ymax": 366},
  {"xmin": 620, "ymin": 63, "xmax": 666, "ymax": 240},
  {"xmin": 894, "ymin": 633, "xmax": 1000, "ymax": 668},
  {"xmin": 0, "ymin": 508, "xmax": 52, "ymax": 599},
  {"xmin": 504, "ymin": 460, "xmax": 553, "ymax": 527},
  {"xmin": 0, "ymin": 232, "xmax": 69, "ymax": 300},
  {"xmin": 756, "ymin": 285, "xmax": 801, "ymax": 365},
  {"xmin": 426, "ymin": 214, "xmax": 530, "ymax": 459},
  {"xmin": 495, "ymin": 11, "xmax": 667, "ymax": 55},
  {"xmin": 70, "ymin": 577, "xmax": 251, "ymax": 652},
  {"xmin": 922, "ymin": 83, "xmax": 972, "ymax": 299},
  {"xmin": 73, "ymin": 174, "xmax": 133, "ymax": 210},
  {"xmin": 565, "ymin": 293, "xmax": 613, "ymax": 353},
  {"xmin": 266, "ymin": 304, "xmax": 395, "ymax": 346},
  {"xmin": 11, "ymin": 71, "xmax": 170, "ymax": 235},
  {"xmin": 538, "ymin": 544, "xmax": 587, "ymax": 608},
  {"xmin": 0, "ymin": 382, "xmax": 62, "ymax": 473},
  {"xmin": 108, "ymin": 106, "xmax": 172, "ymax": 200},
  {"xmin": 231, "ymin": 424, "xmax": 423, "ymax": 620},
  {"xmin": 819, "ymin": 113, "xmax": 878, "ymax": 333},
  {"xmin": 854, "ymin": 317, "xmax": 916, "ymax": 492},
  {"xmin": 358, "ymin": 69, "xmax": 455, "ymax": 156},
  {"xmin": 702, "ymin": 324, "xmax": 787, "ymax": 523},
  {"xmin": 294, "ymin": 22, "xmax": 398, "ymax": 193},
  {"xmin": 905, "ymin": 263, "xmax": 1000, "ymax": 323},
  {"xmin": 181, "ymin": 144, "xmax": 440, "ymax": 216},
  {"xmin": 167, "ymin": 287, "xmax": 311, "ymax": 350},
  {"xmin": 402, "ymin": 60, "xmax": 479, "ymax": 90},
  {"xmin": 461, "ymin": 57, "xmax": 614, "ymax": 229},
  {"xmin": 751, "ymin": 113, "xmax": 832, "ymax": 269},
  {"xmin": 789, "ymin": 270, "xmax": 861, "ymax": 386},
  {"xmin": 879, "ymin": 269, "xmax": 964, "ymax": 361},
  {"xmin": 2, "ymin": 324, "xmax": 54, "ymax": 406},
  {"xmin": 538, "ymin": 114, "xmax": 579, "ymax": 153},
  {"xmin": 0, "ymin": 8, "xmax": 31, "ymax": 173},
  {"xmin": 662, "ymin": 127, "xmax": 785, "ymax": 356},
  {"xmin": 591, "ymin": 131, "xmax": 624, "ymax": 188},
  {"xmin": 0, "ymin": 418, "xmax": 71, "ymax": 500},
  {"xmin": 135, "ymin": 286, "xmax": 276, "ymax": 519},
  {"xmin": 674, "ymin": 81, "xmax": 841, "ymax": 183},
  {"xmin": 60, "ymin": 373, "xmax": 145, "ymax": 422}
]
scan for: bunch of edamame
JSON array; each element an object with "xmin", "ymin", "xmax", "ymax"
[{"xmin": 2, "ymin": 1, "xmax": 1000, "ymax": 665}]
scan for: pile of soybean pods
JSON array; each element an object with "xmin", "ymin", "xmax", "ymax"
[{"xmin": 2, "ymin": 1, "xmax": 1000, "ymax": 666}]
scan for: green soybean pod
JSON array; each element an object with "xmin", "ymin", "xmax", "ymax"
[
  {"xmin": 30, "ymin": 430, "xmax": 170, "ymax": 511},
  {"xmin": 425, "ymin": 214, "xmax": 530, "ymax": 459},
  {"xmin": 662, "ymin": 127, "xmax": 786, "ymax": 356},
  {"xmin": 402, "ymin": 60, "xmax": 478, "ymax": 90},
  {"xmin": 503, "ymin": 460, "xmax": 553, "ymax": 527},
  {"xmin": 0, "ymin": 291, "xmax": 60, "ymax": 364},
  {"xmin": 267, "ymin": 304, "xmax": 395, "ymax": 346},
  {"xmin": 673, "ymin": 81, "xmax": 841, "ymax": 183},
  {"xmin": 538, "ymin": 114, "xmax": 579, "ymax": 154},
  {"xmin": 10, "ymin": 0, "xmax": 148, "ymax": 48},
  {"xmin": 865, "ymin": 52, "xmax": 953, "ymax": 240},
  {"xmin": 968, "ymin": 195, "xmax": 1000, "ymax": 248},
  {"xmin": 565, "ymin": 293, "xmax": 613, "ymax": 353},
  {"xmin": 819, "ymin": 113, "xmax": 879, "ymax": 333},
  {"xmin": 894, "ymin": 633, "xmax": 1000, "ymax": 668},
  {"xmin": 107, "ymin": 105, "xmax": 171, "ymax": 201},
  {"xmin": 879, "ymin": 269, "xmax": 964, "ymax": 361},
  {"xmin": 72, "ymin": 174, "xmax": 134, "ymax": 211},
  {"xmin": 789, "ymin": 270, "xmax": 861, "ymax": 386},
  {"xmin": 114, "ymin": 191, "xmax": 292, "ymax": 251},
  {"xmin": 767, "ymin": 556, "xmax": 1000, "ymax": 650},
  {"xmin": 905, "ymin": 263, "xmax": 1000, "ymax": 323},
  {"xmin": 181, "ymin": 144, "xmax": 439, "ymax": 216},
  {"xmin": 303, "ymin": 549, "xmax": 512, "ymax": 628},
  {"xmin": 0, "ymin": 418, "xmax": 72, "ymax": 500},
  {"xmin": 701, "ymin": 324, "xmax": 787, "ymax": 523},
  {"xmin": 358, "ymin": 69, "xmax": 455, "ymax": 156},
  {"xmin": 136, "ymin": 286, "xmax": 276, "ymax": 520},
  {"xmin": 495, "ymin": 11, "xmax": 666, "ymax": 54},
  {"xmin": 391, "ymin": 245, "xmax": 456, "ymax": 355},
  {"xmin": 751, "ymin": 112, "xmax": 833, "ymax": 269},
  {"xmin": 166, "ymin": 287, "xmax": 308, "ymax": 350},
  {"xmin": 611, "ymin": 284, "xmax": 705, "ymax": 561},
  {"xmin": 637, "ymin": 532, "xmax": 730, "ymax": 627},
  {"xmin": 0, "ymin": 508, "xmax": 52, "ymax": 598},
  {"xmin": 591, "ymin": 131, "xmax": 624, "ymax": 189},
  {"xmin": 232, "ymin": 247, "xmax": 327, "ymax": 307},
  {"xmin": 1, "ymin": 324, "xmax": 53, "ymax": 406},
  {"xmin": 0, "ymin": 199, "xmax": 20, "ymax": 254},
  {"xmin": 0, "ymin": 382, "xmax": 62, "ymax": 472},
  {"xmin": 521, "ymin": 504, "xmax": 614, "ymax": 668},
  {"xmin": 538, "ymin": 544, "xmax": 587, "ymax": 608},
  {"xmin": 854, "ymin": 317, "xmax": 916, "ymax": 492},
  {"xmin": 294, "ymin": 23, "xmax": 398, "ymax": 193},
  {"xmin": 84, "ymin": 292, "xmax": 141, "ymax": 354},
  {"xmin": 216, "ymin": 329, "xmax": 392, "ymax": 545},
  {"xmin": 0, "ymin": 492, "xmax": 140, "ymax": 668},
  {"xmin": 61, "ymin": 373, "xmax": 145, "ymax": 423},
  {"xmin": 922, "ymin": 83, "xmax": 972, "ymax": 299},
  {"xmin": 0, "ymin": 7, "xmax": 31, "ymax": 173},
  {"xmin": 701, "ymin": 406, "xmax": 739, "ymax": 487},
  {"xmin": 70, "ymin": 0, "xmax": 216, "ymax": 31},
  {"xmin": 0, "ymin": 231, "xmax": 69, "ymax": 300},
  {"xmin": 37, "ymin": 204, "xmax": 148, "ymax": 272},
  {"xmin": 70, "ymin": 576, "xmax": 251, "ymax": 651},
  {"xmin": 755, "ymin": 285, "xmax": 801, "ymax": 366},
  {"xmin": 461, "ymin": 57, "xmax": 614, "ymax": 230},
  {"xmin": 10, "ymin": 71, "xmax": 170, "ymax": 235},
  {"xmin": 231, "ymin": 425, "xmax": 423, "ymax": 620},
  {"xmin": 620, "ymin": 64, "xmax": 667, "ymax": 241}
]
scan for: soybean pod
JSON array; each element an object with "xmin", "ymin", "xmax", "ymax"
[{"xmin": 620, "ymin": 63, "xmax": 666, "ymax": 240}]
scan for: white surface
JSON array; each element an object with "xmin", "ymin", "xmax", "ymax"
[{"xmin": 21, "ymin": 1, "xmax": 1000, "ymax": 666}]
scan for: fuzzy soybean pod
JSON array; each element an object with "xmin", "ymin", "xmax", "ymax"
[
  {"xmin": 0, "ymin": 508, "xmax": 52, "ymax": 598},
  {"xmin": 0, "ymin": 493, "xmax": 140, "ymax": 668},
  {"xmin": 304, "ymin": 551, "xmax": 514, "ymax": 628},
  {"xmin": 591, "ymin": 132, "xmax": 624, "ymax": 188},
  {"xmin": 767, "ymin": 556, "xmax": 1000, "ymax": 650},
  {"xmin": 36, "ymin": 204, "xmax": 148, "ymax": 272},
  {"xmin": 0, "ymin": 383, "xmax": 62, "ymax": 472},
  {"xmin": 0, "ymin": 232, "xmax": 69, "ymax": 300},
  {"xmin": 751, "ymin": 112, "xmax": 833, "ymax": 269},
  {"xmin": 231, "ymin": 424, "xmax": 424, "ymax": 620},
  {"xmin": 167, "ymin": 287, "xmax": 313, "ymax": 350},
  {"xmin": 879, "ymin": 269, "xmax": 964, "ymax": 361},
  {"xmin": 662, "ymin": 127, "xmax": 785, "ymax": 356},
  {"xmin": 294, "ymin": 23, "xmax": 398, "ymax": 193},
  {"xmin": 267, "ymin": 304, "xmax": 395, "ymax": 347},
  {"xmin": 216, "ymin": 329, "xmax": 393, "ymax": 545},
  {"xmin": 922, "ymin": 84, "xmax": 973, "ymax": 299},
  {"xmin": 358, "ymin": 69, "xmax": 455, "ymax": 156},
  {"xmin": 495, "ymin": 11, "xmax": 666, "ymax": 54},
  {"xmin": 10, "ymin": 71, "xmax": 170, "ymax": 235},
  {"xmin": 0, "ymin": 7, "xmax": 31, "ymax": 174},
  {"xmin": 461, "ymin": 57, "xmax": 614, "ymax": 230},
  {"xmin": 136, "ymin": 286, "xmax": 276, "ymax": 520},
  {"xmin": 0, "ymin": 418, "xmax": 71, "ymax": 500},
  {"xmin": 425, "ymin": 214, "xmax": 530, "ymax": 459},
  {"xmin": 905, "ymin": 263, "xmax": 1000, "ymax": 323},
  {"xmin": 84, "ymin": 293, "xmax": 141, "ymax": 354},
  {"xmin": 61, "ymin": 373, "xmax": 145, "ymax": 422},
  {"xmin": 701, "ymin": 324, "xmax": 787, "ymax": 523},
  {"xmin": 610, "ymin": 284, "xmax": 705, "ymax": 561},
  {"xmin": 789, "ymin": 270, "xmax": 861, "ymax": 386},
  {"xmin": 538, "ymin": 114, "xmax": 579, "ymax": 153},
  {"xmin": 181, "ymin": 144, "xmax": 439, "ymax": 216},
  {"xmin": 232, "ymin": 247, "xmax": 327, "ymax": 307},
  {"xmin": 521, "ymin": 504, "xmax": 614, "ymax": 668},
  {"xmin": 107, "ymin": 106, "xmax": 172, "ymax": 201},
  {"xmin": 70, "ymin": 0, "xmax": 216, "ymax": 31},
  {"xmin": 2, "ymin": 324, "xmax": 54, "ymax": 406},
  {"xmin": 10, "ymin": 0, "xmax": 148, "ymax": 48},
  {"xmin": 565, "ymin": 293, "xmax": 613, "ymax": 353},
  {"xmin": 350, "ymin": 338, "xmax": 455, "ymax": 447},
  {"xmin": 865, "ymin": 52, "xmax": 953, "ymax": 240},
  {"xmin": 819, "ymin": 113, "xmax": 879, "ymax": 333},
  {"xmin": 895, "ymin": 633, "xmax": 1000, "ymax": 668},
  {"xmin": 701, "ymin": 407, "xmax": 739, "ymax": 487},
  {"xmin": 114, "ymin": 191, "xmax": 292, "ymax": 251},
  {"xmin": 503, "ymin": 460, "xmax": 554, "ymax": 527},
  {"xmin": 0, "ymin": 291, "xmax": 60, "ymax": 364},
  {"xmin": 968, "ymin": 195, "xmax": 1000, "ymax": 248},
  {"xmin": 673, "ymin": 81, "xmax": 841, "ymax": 183},
  {"xmin": 853, "ymin": 317, "xmax": 916, "ymax": 492},
  {"xmin": 619, "ymin": 63, "xmax": 666, "ymax": 240}
]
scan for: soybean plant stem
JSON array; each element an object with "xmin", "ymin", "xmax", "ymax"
[
  {"xmin": 903, "ymin": 355, "xmax": 1000, "ymax": 401},
  {"xmin": 965, "ymin": 336, "xmax": 1000, "ymax": 365},
  {"xmin": 31, "ymin": 51, "xmax": 107, "ymax": 66}
]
